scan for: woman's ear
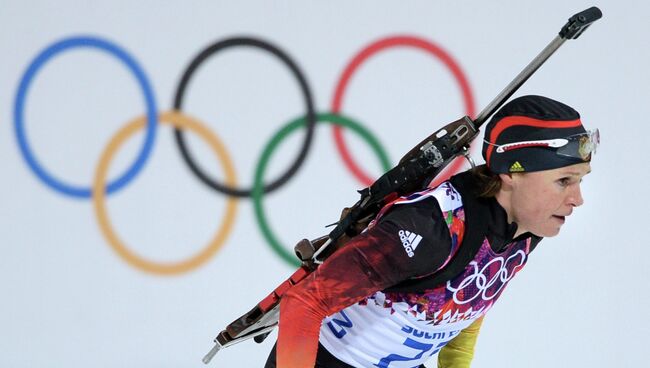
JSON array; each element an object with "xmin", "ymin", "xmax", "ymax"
[{"xmin": 498, "ymin": 172, "xmax": 515, "ymax": 190}]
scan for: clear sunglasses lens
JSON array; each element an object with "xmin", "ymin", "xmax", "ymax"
[{"xmin": 556, "ymin": 129, "xmax": 599, "ymax": 161}]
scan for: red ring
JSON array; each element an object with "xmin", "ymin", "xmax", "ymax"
[{"xmin": 331, "ymin": 35, "xmax": 477, "ymax": 187}]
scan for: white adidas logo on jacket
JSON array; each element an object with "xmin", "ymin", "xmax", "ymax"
[{"xmin": 398, "ymin": 229, "xmax": 422, "ymax": 257}]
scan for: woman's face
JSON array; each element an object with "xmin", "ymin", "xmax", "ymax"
[{"xmin": 503, "ymin": 162, "xmax": 591, "ymax": 238}]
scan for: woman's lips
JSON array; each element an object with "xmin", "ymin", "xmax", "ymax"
[{"xmin": 552, "ymin": 215, "xmax": 566, "ymax": 224}]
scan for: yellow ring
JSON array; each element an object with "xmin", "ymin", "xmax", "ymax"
[{"xmin": 92, "ymin": 111, "xmax": 238, "ymax": 275}]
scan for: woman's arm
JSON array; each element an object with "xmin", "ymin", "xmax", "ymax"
[
  {"xmin": 437, "ymin": 317, "xmax": 484, "ymax": 368},
  {"xmin": 277, "ymin": 198, "xmax": 452, "ymax": 367},
  {"xmin": 277, "ymin": 222, "xmax": 405, "ymax": 367}
]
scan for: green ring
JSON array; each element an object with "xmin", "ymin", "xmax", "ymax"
[{"xmin": 252, "ymin": 112, "xmax": 392, "ymax": 267}]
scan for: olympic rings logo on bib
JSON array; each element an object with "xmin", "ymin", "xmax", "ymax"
[
  {"xmin": 446, "ymin": 249, "xmax": 527, "ymax": 305},
  {"xmin": 13, "ymin": 34, "xmax": 475, "ymax": 275}
]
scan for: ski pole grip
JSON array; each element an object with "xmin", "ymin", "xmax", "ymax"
[{"xmin": 559, "ymin": 6, "xmax": 602, "ymax": 39}]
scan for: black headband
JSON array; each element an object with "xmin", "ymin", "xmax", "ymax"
[{"xmin": 482, "ymin": 95, "xmax": 588, "ymax": 173}]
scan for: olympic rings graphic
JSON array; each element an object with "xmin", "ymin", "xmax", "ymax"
[
  {"xmin": 173, "ymin": 37, "xmax": 316, "ymax": 198},
  {"xmin": 447, "ymin": 250, "xmax": 526, "ymax": 305},
  {"xmin": 253, "ymin": 113, "xmax": 391, "ymax": 267},
  {"xmin": 93, "ymin": 111, "xmax": 238, "ymax": 275},
  {"xmin": 14, "ymin": 36, "xmax": 158, "ymax": 198},
  {"xmin": 14, "ymin": 34, "xmax": 475, "ymax": 274},
  {"xmin": 331, "ymin": 35, "xmax": 476, "ymax": 187}
]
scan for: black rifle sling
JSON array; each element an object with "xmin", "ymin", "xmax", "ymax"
[{"xmin": 383, "ymin": 180, "xmax": 490, "ymax": 293}]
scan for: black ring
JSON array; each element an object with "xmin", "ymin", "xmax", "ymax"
[{"xmin": 173, "ymin": 36, "xmax": 316, "ymax": 198}]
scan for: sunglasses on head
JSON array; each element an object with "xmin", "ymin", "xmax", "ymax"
[{"xmin": 487, "ymin": 129, "xmax": 600, "ymax": 161}]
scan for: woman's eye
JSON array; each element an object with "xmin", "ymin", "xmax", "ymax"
[{"xmin": 558, "ymin": 178, "xmax": 571, "ymax": 187}]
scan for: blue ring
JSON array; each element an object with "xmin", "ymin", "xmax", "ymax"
[{"xmin": 13, "ymin": 35, "xmax": 158, "ymax": 198}]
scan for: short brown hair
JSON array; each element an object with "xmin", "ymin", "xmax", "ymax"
[{"xmin": 469, "ymin": 164, "xmax": 502, "ymax": 198}]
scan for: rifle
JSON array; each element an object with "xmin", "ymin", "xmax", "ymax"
[{"xmin": 202, "ymin": 6, "xmax": 602, "ymax": 364}]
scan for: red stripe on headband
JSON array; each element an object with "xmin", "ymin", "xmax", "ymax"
[
  {"xmin": 485, "ymin": 116, "xmax": 582, "ymax": 167},
  {"xmin": 500, "ymin": 142, "xmax": 551, "ymax": 152}
]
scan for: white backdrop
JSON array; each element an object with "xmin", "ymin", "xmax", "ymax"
[{"xmin": 1, "ymin": 1, "xmax": 648, "ymax": 367}]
